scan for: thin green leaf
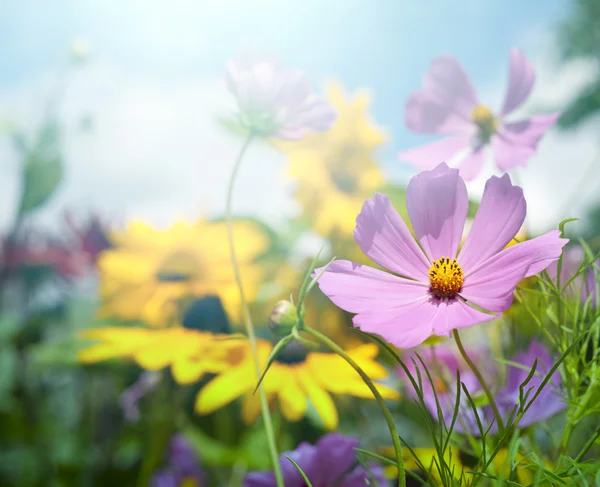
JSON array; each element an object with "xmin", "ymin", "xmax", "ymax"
[
  {"xmin": 285, "ymin": 456, "xmax": 314, "ymax": 487},
  {"xmin": 253, "ymin": 335, "xmax": 294, "ymax": 394}
]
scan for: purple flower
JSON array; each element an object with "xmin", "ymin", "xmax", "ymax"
[
  {"xmin": 496, "ymin": 341, "xmax": 565, "ymax": 429},
  {"xmin": 398, "ymin": 49, "xmax": 559, "ymax": 180},
  {"xmin": 315, "ymin": 163, "xmax": 567, "ymax": 349},
  {"xmin": 151, "ymin": 434, "xmax": 204, "ymax": 487},
  {"xmin": 225, "ymin": 53, "xmax": 337, "ymax": 140},
  {"xmin": 243, "ymin": 433, "xmax": 388, "ymax": 487},
  {"xmin": 119, "ymin": 371, "xmax": 160, "ymax": 423},
  {"xmin": 398, "ymin": 341, "xmax": 565, "ymax": 436},
  {"xmin": 399, "ymin": 342, "xmax": 487, "ymax": 417}
]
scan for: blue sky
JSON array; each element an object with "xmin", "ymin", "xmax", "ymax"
[
  {"xmin": 3, "ymin": 0, "xmax": 597, "ymax": 236},
  {"xmin": 0, "ymin": 0, "xmax": 568, "ymax": 158}
]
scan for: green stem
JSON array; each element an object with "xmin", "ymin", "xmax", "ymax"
[
  {"xmin": 226, "ymin": 135, "xmax": 284, "ymax": 487},
  {"xmin": 304, "ymin": 327, "xmax": 406, "ymax": 487},
  {"xmin": 452, "ymin": 329, "xmax": 505, "ymax": 434},
  {"xmin": 137, "ymin": 371, "xmax": 175, "ymax": 487}
]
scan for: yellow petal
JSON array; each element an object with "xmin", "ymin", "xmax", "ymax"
[
  {"xmin": 78, "ymin": 343, "xmax": 132, "ymax": 363},
  {"xmin": 98, "ymin": 250, "xmax": 155, "ymax": 283},
  {"xmin": 195, "ymin": 366, "xmax": 254, "ymax": 415},
  {"xmin": 383, "ymin": 447, "xmax": 463, "ymax": 483},
  {"xmin": 297, "ymin": 367, "xmax": 338, "ymax": 430},
  {"xmin": 241, "ymin": 393, "xmax": 263, "ymax": 425},
  {"xmin": 171, "ymin": 357, "xmax": 212, "ymax": 385},
  {"xmin": 277, "ymin": 369, "xmax": 307, "ymax": 422},
  {"xmin": 78, "ymin": 327, "xmax": 158, "ymax": 363}
]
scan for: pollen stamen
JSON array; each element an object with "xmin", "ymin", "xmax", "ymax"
[
  {"xmin": 471, "ymin": 105, "xmax": 497, "ymax": 142},
  {"xmin": 428, "ymin": 256, "xmax": 464, "ymax": 298}
]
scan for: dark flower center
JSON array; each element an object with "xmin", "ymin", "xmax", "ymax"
[{"xmin": 332, "ymin": 171, "xmax": 359, "ymax": 194}]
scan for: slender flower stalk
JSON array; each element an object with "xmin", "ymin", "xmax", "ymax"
[
  {"xmin": 452, "ymin": 329, "xmax": 505, "ymax": 433},
  {"xmin": 226, "ymin": 135, "xmax": 284, "ymax": 487},
  {"xmin": 303, "ymin": 326, "xmax": 406, "ymax": 487}
]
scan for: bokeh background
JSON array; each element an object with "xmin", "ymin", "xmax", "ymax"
[
  {"xmin": 1, "ymin": 1, "xmax": 600, "ymax": 486},
  {"xmin": 2, "ymin": 0, "xmax": 599, "ymax": 235}
]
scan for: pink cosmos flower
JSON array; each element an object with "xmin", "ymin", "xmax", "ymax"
[
  {"xmin": 398, "ymin": 49, "xmax": 559, "ymax": 180},
  {"xmin": 315, "ymin": 163, "xmax": 568, "ymax": 349},
  {"xmin": 225, "ymin": 53, "xmax": 337, "ymax": 140}
]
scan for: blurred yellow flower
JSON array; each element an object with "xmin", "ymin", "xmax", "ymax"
[
  {"xmin": 278, "ymin": 82, "xmax": 386, "ymax": 237},
  {"xmin": 79, "ymin": 325, "xmax": 398, "ymax": 431},
  {"xmin": 98, "ymin": 219, "xmax": 268, "ymax": 327},
  {"xmin": 195, "ymin": 340, "xmax": 399, "ymax": 430},
  {"xmin": 78, "ymin": 327, "xmax": 247, "ymax": 382}
]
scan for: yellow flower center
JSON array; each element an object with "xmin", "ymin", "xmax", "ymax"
[
  {"xmin": 156, "ymin": 251, "xmax": 202, "ymax": 282},
  {"xmin": 471, "ymin": 104, "xmax": 497, "ymax": 141},
  {"xmin": 428, "ymin": 257, "xmax": 464, "ymax": 298}
]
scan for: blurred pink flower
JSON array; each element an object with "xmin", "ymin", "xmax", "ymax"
[
  {"xmin": 63, "ymin": 210, "xmax": 112, "ymax": 265},
  {"xmin": 315, "ymin": 163, "xmax": 567, "ymax": 348},
  {"xmin": 2, "ymin": 230, "xmax": 86, "ymax": 278},
  {"xmin": 1, "ymin": 210, "xmax": 112, "ymax": 280},
  {"xmin": 225, "ymin": 53, "xmax": 337, "ymax": 139},
  {"xmin": 398, "ymin": 49, "xmax": 559, "ymax": 180}
]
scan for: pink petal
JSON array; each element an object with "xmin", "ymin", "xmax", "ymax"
[
  {"xmin": 353, "ymin": 298, "xmax": 438, "ymax": 348},
  {"xmin": 405, "ymin": 92, "xmax": 476, "ymax": 135},
  {"xmin": 355, "ymin": 297, "xmax": 494, "ymax": 349},
  {"xmin": 456, "ymin": 145, "xmax": 486, "ymax": 181},
  {"xmin": 354, "ymin": 193, "xmax": 431, "ymax": 281},
  {"xmin": 461, "ymin": 231, "xmax": 568, "ymax": 311},
  {"xmin": 404, "ymin": 55, "xmax": 479, "ymax": 135},
  {"xmin": 431, "ymin": 298, "xmax": 497, "ymax": 335},
  {"xmin": 407, "ymin": 163, "xmax": 468, "ymax": 261},
  {"xmin": 423, "ymin": 56, "xmax": 480, "ymax": 120},
  {"xmin": 398, "ymin": 136, "xmax": 471, "ymax": 171},
  {"xmin": 492, "ymin": 113, "xmax": 559, "ymax": 171},
  {"xmin": 314, "ymin": 260, "xmax": 428, "ymax": 315},
  {"xmin": 517, "ymin": 230, "xmax": 569, "ymax": 278},
  {"xmin": 501, "ymin": 48, "xmax": 536, "ymax": 116},
  {"xmin": 458, "ymin": 173, "xmax": 525, "ymax": 274}
]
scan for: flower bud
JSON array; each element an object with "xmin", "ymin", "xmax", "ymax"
[
  {"xmin": 422, "ymin": 335, "xmax": 446, "ymax": 347},
  {"xmin": 268, "ymin": 300, "xmax": 299, "ymax": 336}
]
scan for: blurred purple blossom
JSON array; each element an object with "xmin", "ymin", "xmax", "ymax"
[
  {"xmin": 119, "ymin": 371, "xmax": 161, "ymax": 423},
  {"xmin": 151, "ymin": 434, "xmax": 204, "ymax": 487},
  {"xmin": 225, "ymin": 53, "xmax": 337, "ymax": 140},
  {"xmin": 397, "ymin": 340, "xmax": 566, "ymax": 436},
  {"xmin": 244, "ymin": 433, "xmax": 388, "ymax": 487},
  {"xmin": 399, "ymin": 49, "xmax": 559, "ymax": 180}
]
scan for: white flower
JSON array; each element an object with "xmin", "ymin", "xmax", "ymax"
[{"xmin": 225, "ymin": 53, "xmax": 337, "ymax": 139}]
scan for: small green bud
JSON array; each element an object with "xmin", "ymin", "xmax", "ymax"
[
  {"xmin": 268, "ymin": 300, "xmax": 299, "ymax": 336},
  {"xmin": 422, "ymin": 335, "xmax": 446, "ymax": 347}
]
